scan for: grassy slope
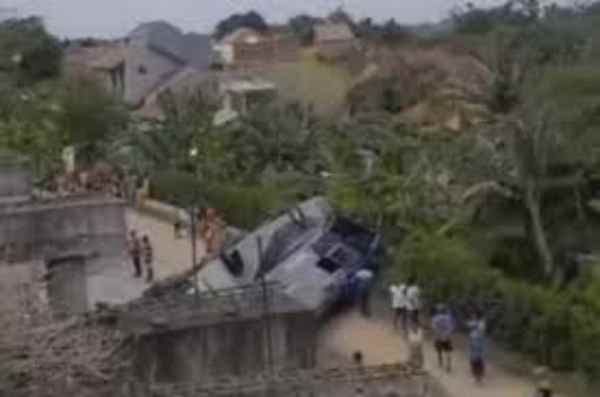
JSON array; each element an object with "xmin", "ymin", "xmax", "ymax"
[{"xmin": 261, "ymin": 50, "xmax": 354, "ymax": 117}]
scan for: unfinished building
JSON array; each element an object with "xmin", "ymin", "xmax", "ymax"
[
  {"xmin": 123, "ymin": 283, "xmax": 317, "ymax": 385},
  {"xmin": 0, "ymin": 159, "xmax": 32, "ymax": 203},
  {"xmin": 0, "ymin": 162, "xmax": 143, "ymax": 315}
]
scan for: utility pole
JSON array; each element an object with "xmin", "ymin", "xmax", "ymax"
[
  {"xmin": 189, "ymin": 147, "xmax": 200, "ymax": 297},
  {"xmin": 256, "ymin": 236, "xmax": 273, "ymax": 373},
  {"xmin": 190, "ymin": 206, "xmax": 199, "ymax": 297}
]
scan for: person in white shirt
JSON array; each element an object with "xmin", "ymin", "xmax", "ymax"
[
  {"xmin": 389, "ymin": 282, "xmax": 408, "ymax": 331},
  {"xmin": 407, "ymin": 320, "xmax": 424, "ymax": 369},
  {"xmin": 406, "ymin": 277, "xmax": 422, "ymax": 325}
]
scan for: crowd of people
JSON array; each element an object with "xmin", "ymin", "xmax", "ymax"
[
  {"xmin": 382, "ymin": 279, "xmax": 554, "ymax": 397},
  {"xmin": 173, "ymin": 207, "xmax": 227, "ymax": 255},
  {"xmin": 387, "ymin": 279, "xmax": 489, "ymax": 384},
  {"xmin": 51, "ymin": 167, "xmax": 129, "ymax": 198},
  {"xmin": 128, "ymin": 207, "xmax": 228, "ymax": 285}
]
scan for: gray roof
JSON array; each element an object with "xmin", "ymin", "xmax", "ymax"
[
  {"xmin": 182, "ymin": 33, "xmax": 213, "ymax": 70},
  {"xmin": 128, "ymin": 21, "xmax": 213, "ymax": 70}
]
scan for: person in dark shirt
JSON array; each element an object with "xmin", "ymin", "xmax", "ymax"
[
  {"xmin": 467, "ymin": 310, "xmax": 487, "ymax": 385},
  {"xmin": 142, "ymin": 235, "xmax": 154, "ymax": 283},
  {"xmin": 353, "ymin": 268, "xmax": 374, "ymax": 317},
  {"xmin": 128, "ymin": 230, "xmax": 141, "ymax": 278},
  {"xmin": 432, "ymin": 304, "xmax": 455, "ymax": 373}
]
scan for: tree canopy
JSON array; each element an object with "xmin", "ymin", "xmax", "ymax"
[
  {"xmin": 0, "ymin": 17, "xmax": 62, "ymax": 85},
  {"xmin": 214, "ymin": 10, "xmax": 269, "ymax": 40},
  {"xmin": 288, "ymin": 14, "xmax": 322, "ymax": 45}
]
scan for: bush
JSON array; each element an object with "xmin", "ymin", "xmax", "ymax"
[
  {"xmin": 391, "ymin": 230, "xmax": 600, "ymax": 382},
  {"xmin": 149, "ymin": 171, "xmax": 200, "ymax": 208},
  {"xmin": 150, "ymin": 171, "xmax": 303, "ymax": 230}
]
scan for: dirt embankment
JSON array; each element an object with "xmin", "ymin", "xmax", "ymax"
[
  {"xmin": 347, "ymin": 43, "xmax": 493, "ymax": 130},
  {"xmin": 319, "ymin": 309, "xmax": 559, "ymax": 397}
]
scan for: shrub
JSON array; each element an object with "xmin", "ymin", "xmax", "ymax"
[
  {"xmin": 149, "ymin": 171, "xmax": 200, "ymax": 208},
  {"xmin": 149, "ymin": 172, "xmax": 301, "ymax": 230}
]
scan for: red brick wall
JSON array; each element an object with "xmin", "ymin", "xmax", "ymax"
[{"xmin": 233, "ymin": 37, "xmax": 300, "ymax": 67}]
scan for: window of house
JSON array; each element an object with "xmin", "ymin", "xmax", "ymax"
[{"xmin": 138, "ymin": 65, "xmax": 147, "ymax": 75}]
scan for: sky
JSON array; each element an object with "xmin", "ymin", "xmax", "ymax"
[{"xmin": 0, "ymin": 0, "xmax": 573, "ymax": 38}]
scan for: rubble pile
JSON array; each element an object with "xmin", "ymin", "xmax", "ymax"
[{"xmin": 0, "ymin": 280, "xmax": 133, "ymax": 397}]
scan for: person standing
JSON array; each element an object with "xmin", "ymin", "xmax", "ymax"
[
  {"xmin": 431, "ymin": 304, "xmax": 455, "ymax": 372},
  {"xmin": 533, "ymin": 367, "xmax": 553, "ymax": 397},
  {"xmin": 128, "ymin": 230, "xmax": 142, "ymax": 278},
  {"xmin": 352, "ymin": 351, "xmax": 364, "ymax": 368},
  {"xmin": 534, "ymin": 381, "xmax": 553, "ymax": 397},
  {"xmin": 467, "ymin": 310, "xmax": 487, "ymax": 385},
  {"xmin": 354, "ymin": 268, "xmax": 375, "ymax": 317},
  {"xmin": 407, "ymin": 320, "xmax": 424, "ymax": 369},
  {"xmin": 173, "ymin": 220, "xmax": 184, "ymax": 239},
  {"xmin": 406, "ymin": 277, "xmax": 422, "ymax": 325},
  {"xmin": 390, "ymin": 282, "xmax": 408, "ymax": 331},
  {"xmin": 142, "ymin": 235, "xmax": 154, "ymax": 283}
]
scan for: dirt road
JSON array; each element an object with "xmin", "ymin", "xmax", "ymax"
[
  {"xmin": 320, "ymin": 310, "xmax": 551, "ymax": 397},
  {"xmin": 125, "ymin": 209, "xmax": 206, "ymax": 280}
]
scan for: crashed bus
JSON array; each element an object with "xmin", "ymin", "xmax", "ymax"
[{"xmin": 190, "ymin": 197, "xmax": 383, "ymax": 315}]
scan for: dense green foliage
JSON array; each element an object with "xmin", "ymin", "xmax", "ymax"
[
  {"xmin": 214, "ymin": 10, "xmax": 269, "ymax": 40},
  {"xmin": 0, "ymin": 17, "xmax": 62, "ymax": 85},
  {"xmin": 0, "ymin": 76, "xmax": 128, "ymax": 179},
  {"xmin": 288, "ymin": 15, "xmax": 321, "ymax": 45},
  {"xmin": 0, "ymin": 18, "xmax": 128, "ymax": 180},
  {"xmin": 392, "ymin": 230, "xmax": 600, "ymax": 380}
]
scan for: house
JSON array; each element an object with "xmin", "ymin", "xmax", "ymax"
[
  {"xmin": 123, "ymin": 21, "xmax": 213, "ymax": 107},
  {"xmin": 88, "ymin": 46, "xmax": 126, "ymax": 97},
  {"xmin": 232, "ymin": 35, "xmax": 301, "ymax": 68},
  {"xmin": 65, "ymin": 21, "xmax": 214, "ymax": 108},
  {"xmin": 213, "ymin": 27, "xmax": 266, "ymax": 66},
  {"xmin": 214, "ymin": 27, "xmax": 301, "ymax": 69},
  {"xmin": 213, "ymin": 75, "xmax": 277, "ymax": 126},
  {"xmin": 314, "ymin": 22, "xmax": 357, "ymax": 59},
  {"xmin": 64, "ymin": 43, "xmax": 126, "ymax": 97}
]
